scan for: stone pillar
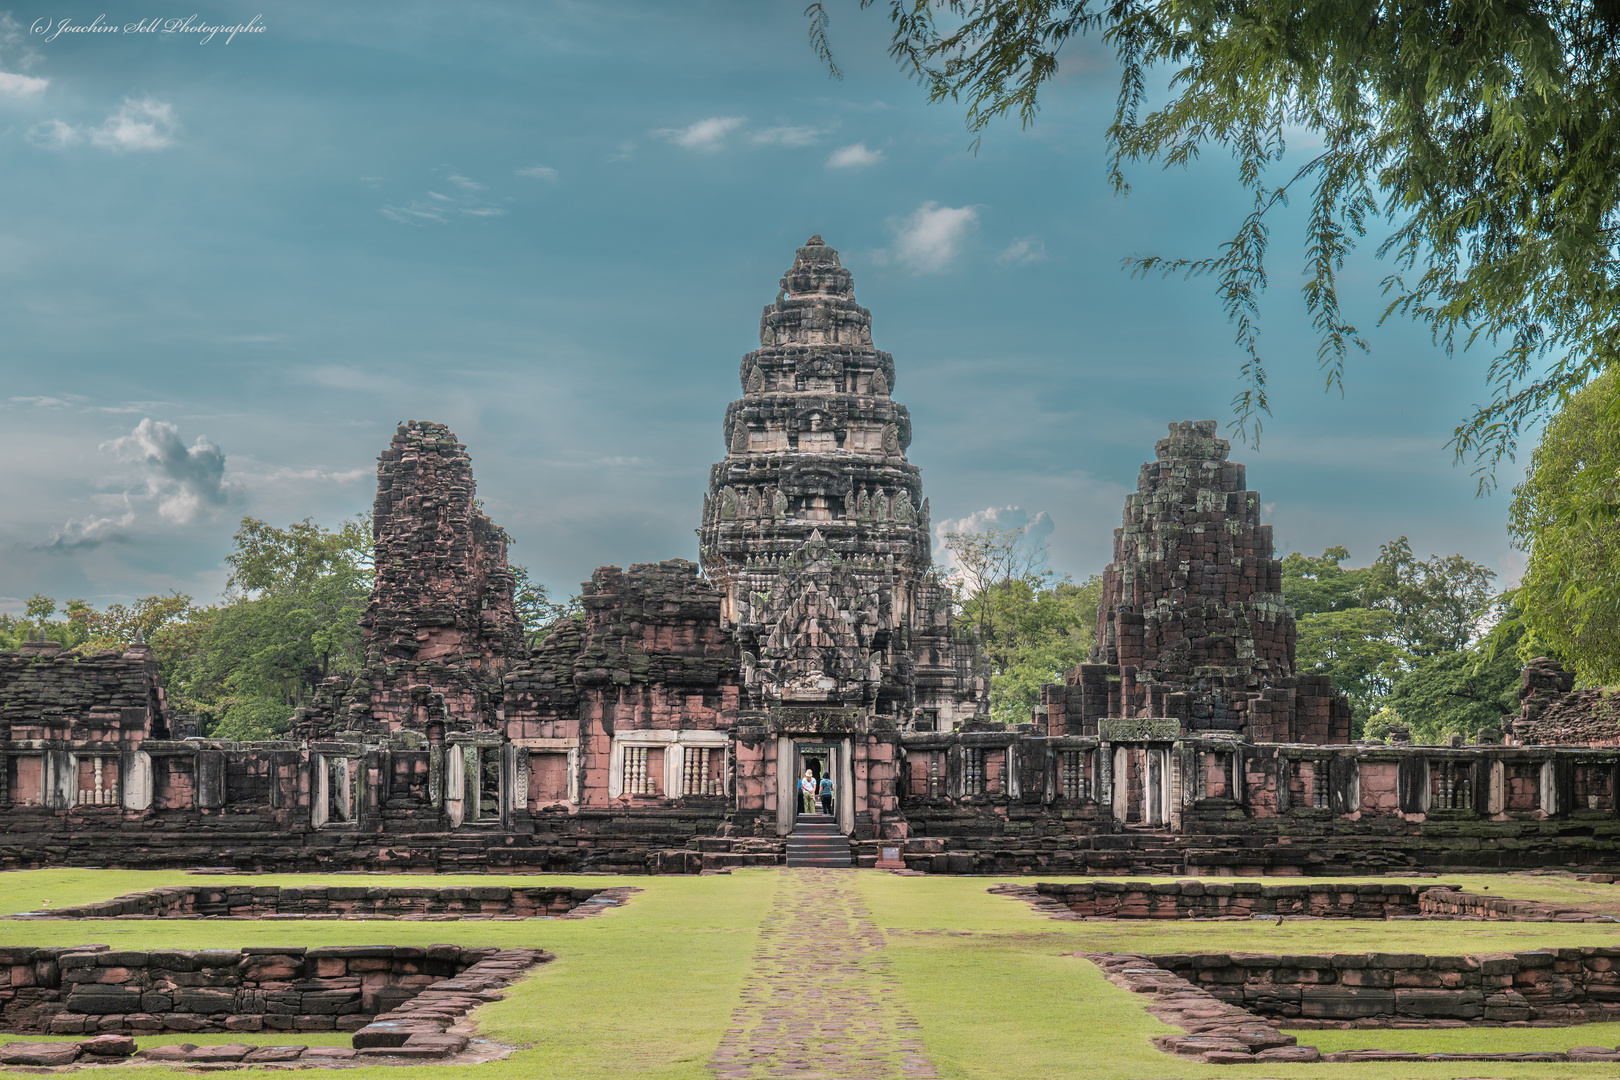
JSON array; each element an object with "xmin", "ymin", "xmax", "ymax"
[
  {"xmin": 1111, "ymin": 745, "xmax": 1129, "ymax": 822},
  {"xmin": 195, "ymin": 750, "xmax": 226, "ymax": 809},
  {"xmin": 1329, "ymin": 754, "xmax": 1358, "ymax": 815},
  {"xmin": 311, "ymin": 756, "xmax": 329, "ymax": 828},
  {"xmin": 1146, "ymin": 748, "xmax": 1159, "ymax": 822},
  {"xmin": 500, "ymin": 743, "xmax": 517, "ymax": 829},
  {"xmin": 120, "ymin": 750, "xmax": 152, "ymax": 811},
  {"xmin": 44, "ymin": 750, "xmax": 75, "ymax": 810},
  {"xmin": 838, "ymin": 737, "xmax": 855, "ymax": 836},
  {"xmin": 445, "ymin": 744, "xmax": 465, "ymax": 828},
  {"xmin": 1487, "ymin": 759, "xmax": 1506, "ymax": 815},
  {"xmin": 1229, "ymin": 746, "xmax": 1244, "ymax": 806},
  {"xmin": 1097, "ymin": 742, "xmax": 1114, "ymax": 822},
  {"xmin": 775, "ymin": 736, "xmax": 795, "ymax": 836}
]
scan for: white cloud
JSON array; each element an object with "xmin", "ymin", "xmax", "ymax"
[
  {"xmin": 43, "ymin": 506, "xmax": 136, "ymax": 553},
  {"xmin": 655, "ymin": 116, "xmax": 744, "ymax": 151},
  {"xmin": 88, "ymin": 98, "xmax": 179, "ymax": 152},
  {"xmin": 827, "ymin": 142, "xmax": 883, "ymax": 169},
  {"xmin": 996, "ymin": 237, "xmax": 1048, "ymax": 265},
  {"xmin": 104, "ymin": 418, "xmax": 231, "ymax": 524},
  {"xmin": 447, "ymin": 173, "xmax": 485, "ymax": 191},
  {"xmin": 517, "ymin": 164, "xmax": 559, "ymax": 181},
  {"xmin": 751, "ymin": 125, "xmax": 825, "ymax": 147},
  {"xmin": 0, "ymin": 70, "xmax": 45, "ymax": 97},
  {"xmin": 879, "ymin": 202, "xmax": 979, "ymax": 274},
  {"xmin": 27, "ymin": 119, "xmax": 78, "ymax": 148},
  {"xmin": 381, "ymin": 202, "xmax": 448, "ymax": 225}
]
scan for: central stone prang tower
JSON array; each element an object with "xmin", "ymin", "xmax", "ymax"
[{"xmin": 698, "ymin": 236, "xmax": 984, "ymax": 729}]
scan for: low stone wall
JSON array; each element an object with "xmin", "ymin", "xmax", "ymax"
[
  {"xmin": 14, "ymin": 883, "xmax": 624, "ymax": 921},
  {"xmin": 1149, "ymin": 948, "xmax": 1620, "ymax": 1026},
  {"xmin": 0, "ymin": 944, "xmax": 498, "ymax": 1035},
  {"xmin": 1032, "ymin": 880, "xmax": 1446, "ymax": 919},
  {"xmin": 1418, "ymin": 887, "xmax": 1614, "ymax": 923}
]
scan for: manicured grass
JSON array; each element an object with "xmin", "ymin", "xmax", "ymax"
[
  {"xmin": 1295, "ymin": 1024, "xmax": 1620, "ymax": 1054},
  {"xmin": 8, "ymin": 867, "xmax": 1620, "ymax": 1078}
]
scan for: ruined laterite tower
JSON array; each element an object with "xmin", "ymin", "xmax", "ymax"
[
  {"xmin": 697, "ymin": 236, "xmax": 983, "ymax": 728},
  {"xmin": 1051, "ymin": 420, "xmax": 1349, "ymax": 743},
  {"xmin": 356, "ymin": 421, "xmax": 524, "ymax": 735}
]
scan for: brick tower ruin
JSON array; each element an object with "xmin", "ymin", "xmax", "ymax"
[
  {"xmin": 697, "ymin": 236, "xmax": 983, "ymax": 729},
  {"xmin": 1048, "ymin": 420, "xmax": 1349, "ymax": 743},
  {"xmin": 353, "ymin": 421, "xmax": 523, "ymax": 736}
]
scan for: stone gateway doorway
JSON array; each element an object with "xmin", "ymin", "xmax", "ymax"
[{"xmin": 774, "ymin": 736, "xmax": 854, "ymax": 838}]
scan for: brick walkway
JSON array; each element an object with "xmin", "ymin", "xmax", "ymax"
[{"xmin": 709, "ymin": 869, "xmax": 938, "ymax": 1080}]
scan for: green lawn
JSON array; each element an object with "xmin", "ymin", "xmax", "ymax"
[{"xmin": 2, "ymin": 867, "xmax": 1620, "ymax": 1078}]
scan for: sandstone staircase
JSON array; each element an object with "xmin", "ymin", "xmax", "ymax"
[{"xmin": 785, "ymin": 814, "xmax": 852, "ymax": 868}]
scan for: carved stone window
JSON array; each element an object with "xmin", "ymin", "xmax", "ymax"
[
  {"xmin": 1061, "ymin": 750, "xmax": 1087, "ymax": 799},
  {"xmin": 963, "ymin": 748, "xmax": 984, "ymax": 796},
  {"xmin": 623, "ymin": 746, "xmax": 652, "ymax": 796}
]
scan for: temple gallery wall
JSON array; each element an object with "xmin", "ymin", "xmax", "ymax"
[{"xmin": 3, "ymin": 236, "xmax": 1615, "ymax": 876}]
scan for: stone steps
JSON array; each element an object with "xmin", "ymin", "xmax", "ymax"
[{"xmin": 785, "ymin": 815, "xmax": 851, "ymax": 868}]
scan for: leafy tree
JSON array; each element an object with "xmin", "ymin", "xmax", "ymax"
[
  {"xmin": 811, "ymin": 0, "xmax": 1620, "ymax": 475},
  {"xmin": 1283, "ymin": 539, "xmax": 1496, "ymax": 728},
  {"xmin": 943, "ymin": 524, "xmax": 1101, "ymax": 724},
  {"xmin": 1509, "ymin": 370, "xmax": 1620, "ymax": 686},
  {"xmin": 77, "ymin": 592, "xmax": 195, "ymax": 653},
  {"xmin": 1387, "ymin": 627, "xmax": 1522, "ymax": 745},
  {"xmin": 511, "ymin": 564, "xmax": 583, "ymax": 648},
  {"xmin": 164, "ymin": 516, "xmax": 373, "ymax": 739}
]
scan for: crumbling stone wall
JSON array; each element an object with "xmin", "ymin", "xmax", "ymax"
[
  {"xmin": 1512, "ymin": 657, "xmax": 1620, "ymax": 746},
  {"xmin": 1033, "ymin": 880, "xmax": 1434, "ymax": 919},
  {"xmin": 22, "ymin": 884, "xmax": 610, "ymax": 920},
  {"xmin": 0, "ymin": 640, "xmax": 170, "ymax": 744},
  {"xmin": 0, "ymin": 945, "xmax": 489, "ymax": 1036},
  {"xmin": 1149, "ymin": 949, "xmax": 1620, "ymax": 1026}
]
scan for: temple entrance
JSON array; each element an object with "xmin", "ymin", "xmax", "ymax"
[{"xmin": 794, "ymin": 743, "xmax": 838, "ymax": 821}]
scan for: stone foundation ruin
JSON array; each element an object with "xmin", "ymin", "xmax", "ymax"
[{"xmin": 4, "ymin": 235, "xmax": 1619, "ymax": 875}]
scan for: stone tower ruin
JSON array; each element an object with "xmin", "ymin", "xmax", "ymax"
[
  {"xmin": 697, "ymin": 236, "xmax": 983, "ymax": 729},
  {"xmin": 1048, "ymin": 420, "xmax": 1350, "ymax": 743}
]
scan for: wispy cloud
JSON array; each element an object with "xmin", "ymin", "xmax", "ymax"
[
  {"xmin": 875, "ymin": 202, "xmax": 979, "ymax": 274},
  {"xmin": 827, "ymin": 142, "xmax": 882, "ymax": 169},
  {"xmin": 751, "ymin": 125, "xmax": 826, "ymax": 147},
  {"xmin": 42, "ymin": 507, "xmax": 136, "ymax": 553},
  {"xmin": 381, "ymin": 168, "xmax": 506, "ymax": 225},
  {"xmin": 0, "ymin": 70, "xmax": 45, "ymax": 97},
  {"xmin": 654, "ymin": 116, "xmax": 745, "ymax": 152},
  {"xmin": 996, "ymin": 237, "xmax": 1048, "ymax": 265},
  {"xmin": 32, "ymin": 98, "xmax": 180, "ymax": 152},
  {"xmin": 105, "ymin": 418, "xmax": 231, "ymax": 524},
  {"xmin": 517, "ymin": 164, "xmax": 559, "ymax": 181},
  {"xmin": 0, "ymin": 13, "xmax": 45, "ymax": 98},
  {"xmin": 931, "ymin": 506, "xmax": 1054, "ymax": 577},
  {"xmin": 90, "ymin": 98, "xmax": 179, "ymax": 152}
]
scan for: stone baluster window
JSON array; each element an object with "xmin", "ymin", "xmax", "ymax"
[
  {"xmin": 682, "ymin": 747, "xmax": 718, "ymax": 796},
  {"xmin": 1061, "ymin": 751, "xmax": 1087, "ymax": 799},
  {"xmin": 77, "ymin": 756, "xmax": 119, "ymax": 806},
  {"xmin": 1431, "ymin": 760, "xmax": 1470, "ymax": 809},
  {"xmin": 963, "ymin": 748, "xmax": 984, "ymax": 796},
  {"xmin": 1311, "ymin": 762, "xmax": 1329, "ymax": 809},
  {"xmin": 623, "ymin": 746, "xmax": 652, "ymax": 796}
]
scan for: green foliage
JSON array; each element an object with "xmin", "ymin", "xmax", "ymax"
[
  {"xmin": 1284, "ymin": 539, "xmax": 1498, "ymax": 730},
  {"xmin": 943, "ymin": 524, "xmax": 1100, "ymax": 725},
  {"xmin": 162, "ymin": 516, "xmax": 373, "ymax": 737},
  {"xmin": 1509, "ymin": 370, "xmax": 1620, "ymax": 686},
  {"xmin": 511, "ymin": 564, "xmax": 583, "ymax": 648},
  {"xmin": 819, "ymin": 0, "xmax": 1620, "ymax": 475},
  {"xmin": 1386, "ymin": 619, "xmax": 1522, "ymax": 745}
]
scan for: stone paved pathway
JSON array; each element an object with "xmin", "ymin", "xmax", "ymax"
[{"xmin": 709, "ymin": 869, "xmax": 938, "ymax": 1080}]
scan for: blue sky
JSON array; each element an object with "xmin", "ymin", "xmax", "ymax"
[{"xmin": 0, "ymin": 1, "xmax": 1531, "ymax": 614}]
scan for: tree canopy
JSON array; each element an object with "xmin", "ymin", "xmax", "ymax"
[
  {"xmin": 943, "ymin": 525, "xmax": 1102, "ymax": 725},
  {"xmin": 1509, "ymin": 370, "xmax": 1620, "ymax": 685},
  {"xmin": 812, "ymin": 0, "xmax": 1620, "ymax": 475},
  {"xmin": 1282, "ymin": 538, "xmax": 1508, "ymax": 737}
]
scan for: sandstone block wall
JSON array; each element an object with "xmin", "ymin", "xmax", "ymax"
[
  {"xmin": 22, "ymin": 884, "xmax": 607, "ymax": 921},
  {"xmin": 1150, "ymin": 948, "xmax": 1620, "ymax": 1026},
  {"xmin": 0, "ymin": 945, "xmax": 492, "ymax": 1036},
  {"xmin": 1034, "ymin": 880, "xmax": 1436, "ymax": 919}
]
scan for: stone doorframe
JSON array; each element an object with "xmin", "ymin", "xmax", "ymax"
[{"xmin": 774, "ymin": 736, "xmax": 854, "ymax": 837}]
